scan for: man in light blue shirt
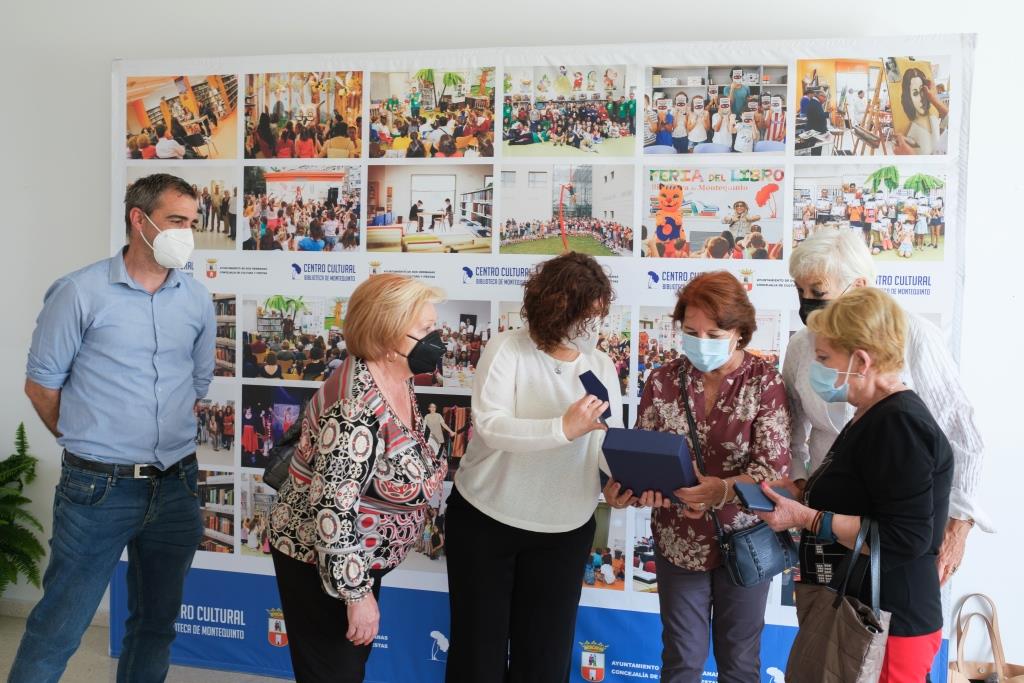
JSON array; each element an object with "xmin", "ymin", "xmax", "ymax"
[{"xmin": 10, "ymin": 174, "xmax": 215, "ymax": 683}]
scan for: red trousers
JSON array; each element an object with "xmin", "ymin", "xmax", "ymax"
[{"xmin": 879, "ymin": 629, "xmax": 942, "ymax": 683}]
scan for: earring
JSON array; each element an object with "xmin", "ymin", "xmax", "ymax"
[{"xmin": 386, "ymin": 351, "xmax": 396, "ymax": 363}]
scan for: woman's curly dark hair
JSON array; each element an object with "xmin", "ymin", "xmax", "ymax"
[{"xmin": 521, "ymin": 252, "xmax": 613, "ymax": 352}]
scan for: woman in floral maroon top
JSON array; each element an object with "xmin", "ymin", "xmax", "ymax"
[{"xmin": 633, "ymin": 271, "xmax": 790, "ymax": 683}]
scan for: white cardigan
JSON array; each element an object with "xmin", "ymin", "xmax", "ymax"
[
  {"xmin": 782, "ymin": 313, "xmax": 991, "ymax": 531},
  {"xmin": 454, "ymin": 328, "xmax": 623, "ymax": 533}
]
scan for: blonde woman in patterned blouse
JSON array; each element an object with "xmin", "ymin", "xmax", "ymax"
[
  {"xmin": 269, "ymin": 274, "xmax": 447, "ymax": 683},
  {"xmin": 633, "ymin": 271, "xmax": 791, "ymax": 683}
]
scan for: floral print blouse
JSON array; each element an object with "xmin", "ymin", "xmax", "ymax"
[
  {"xmin": 269, "ymin": 356, "xmax": 446, "ymax": 603},
  {"xmin": 635, "ymin": 354, "xmax": 791, "ymax": 571}
]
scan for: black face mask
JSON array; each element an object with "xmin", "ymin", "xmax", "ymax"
[
  {"xmin": 798, "ymin": 297, "xmax": 829, "ymax": 326},
  {"xmin": 401, "ymin": 330, "xmax": 446, "ymax": 374}
]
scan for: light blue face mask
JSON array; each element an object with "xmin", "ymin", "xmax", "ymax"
[
  {"xmin": 809, "ymin": 356, "xmax": 862, "ymax": 403},
  {"xmin": 682, "ymin": 333, "xmax": 733, "ymax": 373}
]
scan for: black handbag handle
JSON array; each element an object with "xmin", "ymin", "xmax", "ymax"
[
  {"xmin": 836, "ymin": 518, "xmax": 882, "ymax": 619},
  {"xmin": 678, "ymin": 366, "xmax": 727, "ymax": 541}
]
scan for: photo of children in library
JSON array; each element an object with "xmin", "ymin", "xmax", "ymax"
[
  {"xmin": 641, "ymin": 167, "xmax": 785, "ymax": 259},
  {"xmin": 240, "ymin": 385, "xmax": 317, "ymax": 469},
  {"xmin": 198, "ymin": 470, "xmax": 235, "ymax": 554},
  {"xmin": 368, "ymin": 67, "xmax": 495, "ymax": 158},
  {"xmin": 126, "ymin": 75, "xmax": 238, "ymax": 160},
  {"xmin": 366, "ymin": 164, "xmax": 492, "ymax": 253},
  {"xmin": 637, "ymin": 307, "xmax": 781, "ymax": 397},
  {"xmin": 244, "ymin": 71, "xmax": 363, "ymax": 159},
  {"xmin": 194, "ymin": 383, "xmax": 236, "ymax": 469},
  {"xmin": 126, "ymin": 168, "xmax": 238, "ymax": 250},
  {"xmin": 409, "ymin": 300, "xmax": 491, "ymax": 390},
  {"xmin": 502, "ymin": 65, "xmax": 638, "ymax": 157},
  {"xmin": 499, "ymin": 302, "xmax": 631, "ymax": 396},
  {"xmin": 582, "ymin": 501, "xmax": 629, "ymax": 591},
  {"xmin": 241, "ymin": 295, "xmax": 348, "ymax": 382},
  {"xmin": 644, "ymin": 64, "xmax": 788, "ymax": 155},
  {"xmin": 240, "ymin": 473, "xmax": 278, "ymax": 558},
  {"xmin": 795, "ymin": 56, "xmax": 950, "ymax": 156},
  {"xmin": 416, "ymin": 393, "xmax": 472, "ymax": 482},
  {"xmin": 242, "ymin": 166, "xmax": 361, "ymax": 252},
  {"xmin": 792, "ymin": 166, "xmax": 946, "ymax": 261},
  {"xmin": 212, "ymin": 294, "xmax": 236, "ymax": 378},
  {"xmin": 499, "ymin": 165, "xmax": 633, "ymax": 256}
]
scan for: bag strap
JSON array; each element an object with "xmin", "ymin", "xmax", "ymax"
[
  {"xmin": 678, "ymin": 365, "xmax": 727, "ymax": 540},
  {"xmin": 956, "ymin": 594, "xmax": 1009, "ymax": 672},
  {"xmin": 834, "ymin": 518, "xmax": 882, "ymax": 619},
  {"xmin": 956, "ymin": 611, "xmax": 1006, "ymax": 673}
]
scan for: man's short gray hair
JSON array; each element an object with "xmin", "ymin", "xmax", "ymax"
[{"xmin": 124, "ymin": 173, "xmax": 198, "ymax": 235}]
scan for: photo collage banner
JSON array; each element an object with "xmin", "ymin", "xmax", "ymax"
[{"xmin": 109, "ymin": 33, "xmax": 973, "ymax": 682}]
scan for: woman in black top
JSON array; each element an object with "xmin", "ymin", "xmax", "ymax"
[{"xmin": 756, "ymin": 288, "xmax": 952, "ymax": 682}]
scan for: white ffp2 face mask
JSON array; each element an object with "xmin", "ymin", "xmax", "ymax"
[
  {"xmin": 567, "ymin": 327, "xmax": 600, "ymax": 354},
  {"xmin": 141, "ymin": 213, "xmax": 194, "ymax": 269}
]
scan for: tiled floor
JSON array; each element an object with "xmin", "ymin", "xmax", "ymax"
[{"xmin": 0, "ymin": 616, "xmax": 285, "ymax": 682}]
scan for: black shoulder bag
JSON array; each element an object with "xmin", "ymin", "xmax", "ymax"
[{"xmin": 679, "ymin": 368, "xmax": 796, "ymax": 587}]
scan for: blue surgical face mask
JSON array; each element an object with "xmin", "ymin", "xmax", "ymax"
[
  {"xmin": 809, "ymin": 356, "xmax": 862, "ymax": 403},
  {"xmin": 682, "ymin": 333, "xmax": 733, "ymax": 373}
]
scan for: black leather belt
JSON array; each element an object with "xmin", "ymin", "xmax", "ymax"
[{"xmin": 62, "ymin": 451, "xmax": 196, "ymax": 479}]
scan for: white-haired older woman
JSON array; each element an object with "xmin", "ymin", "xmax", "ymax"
[{"xmin": 782, "ymin": 228, "xmax": 989, "ymax": 585}]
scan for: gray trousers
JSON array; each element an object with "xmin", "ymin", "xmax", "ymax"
[{"xmin": 655, "ymin": 552, "xmax": 770, "ymax": 683}]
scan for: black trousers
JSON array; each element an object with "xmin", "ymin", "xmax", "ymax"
[
  {"xmin": 271, "ymin": 547, "xmax": 384, "ymax": 683},
  {"xmin": 444, "ymin": 486, "xmax": 596, "ymax": 683}
]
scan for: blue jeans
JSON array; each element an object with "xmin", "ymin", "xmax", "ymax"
[{"xmin": 8, "ymin": 457, "xmax": 202, "ymax": 683}]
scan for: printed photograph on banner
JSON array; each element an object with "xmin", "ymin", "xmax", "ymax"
[
  {"xmin": 240, "ymin": 473, "xmax": 278, "ymax": 559},
  {"xmin": 126, "ymin": 167, "xmax": 238, "ymax": 250},
  {"xmin": 125, "ymin": 75, "xmax": 238, "ymax": 160},
  {"xmin": 583, "ymin": 501, "xmax": 629, "ymax": 591},
  {"xmin": 498, "ymin": 302, "xmax": 631, "ymax": 396},
  {"xmin": 400, "ymin": 481, "xmax": 453, "ymax": 573},
  {"xmin": 636, "ymin": 306, "xmax": 781, "ymax": 397},
  {"xmin": 642, "ymin": 167, "xmax": 785, "ymax": 260},
  {"xmin": 632, "ymin": 507, "xmax": 658, "ymax": 592},
  {"xmin": 240, "ymin": 384, "xmax": 317, "ymax": 469},
  {"xmin": 241, "ymin": 295, "xmax": 347, "ymax": 382},
  {"xmin": 414, "ymin": 300, "xmax": 491, "ymax": 390},
  {"xmin": 368, "ymin": 67, "xmax": 496, "ymax": 158},
  {"xmin": 212, "ymin": 294, "xmax": 236, "ymax": 377},
  {"xmin": 195, "ymin": 383, "xmax": 236, "ymax": 469},
  {"xmin": 366, "ymin": 164, "xmax": 492, "ymax": 253},
  {"xmin": 644, "ymin": 64, "xmax": 788, "ymax": 155},
  {"xmin": 198, "ymin": 470, "xmax": 235, "ymax": 554},
  {"xmin": 795, "ymin": 56, "xmax": 951, "ymax": 156},
  {"xmin": 792, "ymin": 166, "xmax": 946, "ymax": 261},
  {"xmin": 244, "ymin": 71, "xmax": 363, "ymax": 159},
  {"xmin": 242, "ymin": 166, "xmax": 361, "ymax": 252},
  {"xmin": 502, "ymin": 65, "xmax": 638, "ymax": 157},
  {"xmin": 415, "ymin": 393, "xmax": 472, "ymax": 483},
  {"xmin": 498, "ymin": 165, "xmax": 633, "ymax": 256}
]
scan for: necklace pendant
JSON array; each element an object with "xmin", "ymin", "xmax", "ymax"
[{"xmin": 554, "ymin": 365, "xmax": 562, "ymax": 374}]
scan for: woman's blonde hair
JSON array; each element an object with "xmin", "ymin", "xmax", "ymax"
[
  {"xmin": 806, "ymin": 287, "xmax": 906, "ymax": 373},
  {"xmin": 344, "ymin": 274, "xmax": 444, "ymax": 361}
]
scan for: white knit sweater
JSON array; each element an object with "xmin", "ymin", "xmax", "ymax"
[
  {"xmin": 783, "ymin": 313, "xmax": 991, "ymax": 531},
  {"xmin": 454, "ymin": 328, "xmax": 623, "ymax": 533}
]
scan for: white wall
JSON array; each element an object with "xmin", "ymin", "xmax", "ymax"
[
  {"xmin": 3, "ymin": 0, "xmax": 1020, "ymax": 664},
  {"xmin": 592, "ymin": 165, "xmax": 634, "ymax": 225}
]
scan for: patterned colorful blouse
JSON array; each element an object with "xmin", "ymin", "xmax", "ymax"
[
  {"xmin": 270, "ymin": 356, "xmax": 446, "ymax": 603},
  {"xmin": 635, "ymin": 354, "xmax": 791, "ymax": 571}
]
